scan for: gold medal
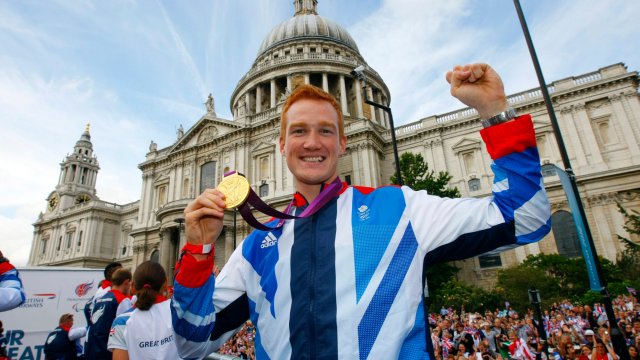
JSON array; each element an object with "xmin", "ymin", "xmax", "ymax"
[{"xmin": 216, "ymin": 172, "xmax": 250, "ymax": 208}]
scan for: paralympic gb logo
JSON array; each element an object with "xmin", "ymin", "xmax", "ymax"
[{"xmin": 75, "ymin": 280, "xmax": 95, "ymax": 297}]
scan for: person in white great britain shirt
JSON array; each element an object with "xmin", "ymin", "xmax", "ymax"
[{"xmin": 108, "ymin": 261, "xmax": 180, "ymax": 360}]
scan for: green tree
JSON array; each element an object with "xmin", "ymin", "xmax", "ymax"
[
  {"xmin": 496, "ymin": 254, "xmax": 626, "ymax": 313},
  {"xmin": 391, "ymin": 152, "xmax": 460, "ymax": 198},
  {"xmin": 615, "ymin": 202, "xmax": 640, "ymax": 292},
  {"xmin": 616, "ymin": 203, "xmax": 640, "ymax": 273},
  {"xmin": 431, "ymin": 279, "xmax": 503, "ymax": 313}
]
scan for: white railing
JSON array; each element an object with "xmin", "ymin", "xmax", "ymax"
[
  {"xmin": 236, "ymin": 53, "xmax": 366, "ymax": 84},
  {"xmin": 395, "ymin": 122, "xmax": 423, "ymax": 135},
  {"xmin": 247, "ymin": 107, "xmax": 278, "ymax": 123},
  {"xmin": 573, "ymin": 72, "xmax": 602, "ymax": 85}
]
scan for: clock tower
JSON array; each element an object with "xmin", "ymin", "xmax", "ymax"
[{"xmin": 48, "ymin": 124, "xmax": 100, "ymax": 212}]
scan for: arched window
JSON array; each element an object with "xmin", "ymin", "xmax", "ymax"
[
  {"xmin": 150, "ymin": 249, "xmax": 160, "ymax": 263},
  {"xmin": 57, "ymin": 236, "xmax": 62, "ymax": 251},
  {"xmin": 551, "ymin": 210, "xmax": 582, "ymax": 258},
  {"xmin": 77, "ymin": 231, "xmax": 83, "ymax": 247},
  {"xmin": 41, "ymin": 239, "xmax": 47, "ymax": 254},
  {"xmin": 200, "ymin": 161, "xmax": 217, "ymax": 193}
]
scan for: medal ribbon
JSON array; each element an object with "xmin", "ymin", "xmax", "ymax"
[{"xmin": 225, "ymin": 171, "xmax": 342, "ymax": 231}]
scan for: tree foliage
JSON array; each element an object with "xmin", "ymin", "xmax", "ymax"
[
  {"xmin": 390, "ymin": 152, "xmax": 460, "ymax": 198},
  {"xmin": 430, "ymin": 279, "xmax": 503, "ymax": 313},
  {"xmin": 616, "ymin": 203, "xmax": 640, "ymax": 280},
  {"xmin": 495, "ymin": 254, "xmax": 627, "ymax": 313}
]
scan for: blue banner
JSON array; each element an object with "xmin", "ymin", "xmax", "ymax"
[{"xmin": 546, "ymin": 164, "xmax": 602, "ymax": 290}]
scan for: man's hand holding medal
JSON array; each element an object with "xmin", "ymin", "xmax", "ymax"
[{"xmin": 181, "ymin": 174, "xmax": 250, "ymax": 260}]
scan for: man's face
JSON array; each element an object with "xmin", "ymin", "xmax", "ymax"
[{"xmin": 280, "ymin": 98, "xmax": 346, "ymax": 194}]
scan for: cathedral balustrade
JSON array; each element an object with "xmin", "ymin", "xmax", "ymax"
[
  {"xmin": 574, "ymin": 71, "xmax": 602, "ymax": 85},
  {"xmin": 247, "ymin": 107, "xmax": 278, "ymax": 124},
  {"xmin": 394, "ymin": 122, "xmax": 424, "ymax": 135},
  {"xmin": 237, "ymin": 53, "xmax": 377, "ymax": 85}
]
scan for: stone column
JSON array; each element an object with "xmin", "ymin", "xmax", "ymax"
[
  {"xmin": 514, "ymin": 246, "xmax": 527, "ymax": 263},
  {"xmin": 286, "ymin": 75, "xmax": 292, "ymax": 92},
  {"xmin": 256, "ymin": 86, "xmax": 262, "ymax": 113},
  {"xmin": 304, "ymin": 74, "xmax": 310, "ymax": 84},
  {"xmin": 245, "ymin": 92, "xmax": 251, "ymax": 115},
  {"xmin": 339, "ymin": 75, "xmax": 349, "ymax": 116},
  {"xmin": 351, "ymin": 147, "xmax": 362, "ymax": 185},
  {"xmin": 366, "ymin": 87, "xmax": 377, "ymax": 123},
  {"xmin": 322, "ymin": 73, "xmax": 328, "ymax": 92},
  {"xmin": 275, "ymin": 143, "xmax": 284, "ymax": 194},
  {"xmin": 270, "ymin": 79, "xmax": 276, "ymax": 108},
  {"xmin": 574, "ymin": 104, "xmax": 605, "ymax": 169},
  {"xmin": 361, "ymin": 145, "xmax": 373, "ymax": 186},
  {"xmin": 159, "ymin": 229, "xmax": 171, "ymax": 271},
  {"xmin": 376, "ymin": 92, "xmax": 384, "ymax": 124},
  {"xmin": 610, "ymin": 94, "xmax": 640, "ymax": 158},
  {"xmin": 74, "ymin": 165, "xmax": 81, "ymax": 184},
  {"xmin": 559, "ymin": 107, "xmax": 587, "ymax": 168},
  {"xmin": 225, "ymin": 226, "xmax": 234, "ymax": 263},
  {"xmin": 354, "ymin": 79, "xmax": 363, "ymax": 118}
]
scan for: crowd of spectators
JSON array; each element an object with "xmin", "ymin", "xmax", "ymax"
[
  {"xmin": 218, "ymin": 320, "xmax": 256, "ymax": 359},
  {"xmin": 219, "ymin": 294, "xmax": 639, "ymax": 360},
  {"xmin": 428, "ymin": 294, "xmax": 638, "ymax": 360}
]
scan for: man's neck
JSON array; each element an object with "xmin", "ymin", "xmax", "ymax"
[
  {"xmin": 295, "ymin": 175, "xmax": 338, "ymax": 204},
  {"xmin": 296, "ymin": 184, "xmax": 322, "ymax": 204}
]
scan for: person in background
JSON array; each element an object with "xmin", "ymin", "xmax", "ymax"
[
  {"xmin": 0, "ymin": 250, "xmax": 25, "ymax": 312},
  {"xmin": 627, "ymin": 345, "xmax": 638, "ymax": 360},
  {"xmin": 0, "ymin": 320, "xmax": 8, "ymax": 360},
  {"xmin": 85, "ymin": 268, "xmax": 131, "ymax": 360},
  {"xmin": 108, "ymin": 261, "xmax": 178, "ymax": 360},
  {"xmin": 44, "ymin": 313, "xmax": 87, "ymax": 360},
  {"xmin": 84, "ymin": 262, "xmax": 122, "ymax": 325},
  {"xmin": 577, "ymin": 345, "xmax": 592, "ymax": 360},
  {"xmin": 592, "ymin": 339, "xmax": 617, "ymax": 360}
]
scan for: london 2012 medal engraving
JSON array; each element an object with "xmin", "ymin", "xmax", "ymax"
[{"xmin": 216, "ymin": 173, "xmax": 250, "ymax": 208}]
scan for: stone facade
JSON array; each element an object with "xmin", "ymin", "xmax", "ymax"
[{"xmin": 29, "ymin": 1, "xmax": 640, "ymax": 289}]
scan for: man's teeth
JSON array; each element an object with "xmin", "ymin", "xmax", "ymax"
[{"xmin": 303, "ymin": 156, "xmax": 324, "ymax": 162}]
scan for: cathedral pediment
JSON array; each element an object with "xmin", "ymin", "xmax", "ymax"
[
  {"xmin": 251, "ymin": 141, "xmax": 276, "ymax": 153},
  {"xmin": 451, "ymin": 137, "xmax": 481, "ymax": 153},
  {"xmin": 532, "ymin": 118, "xmax": 551, "ymax": 128},
  {"xmin": 168, "ymin": 116, "xmax": 241, "ymax": 154}
]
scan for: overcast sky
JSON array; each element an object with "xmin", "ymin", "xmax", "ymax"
[{"xmin": 1, "ymin": 0, "xmax": 639, "ymax": 266}]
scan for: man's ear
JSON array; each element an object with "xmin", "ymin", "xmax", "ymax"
[
  {"xmin": 339, "ymin": 135, "xmax": 347, "ymax": 155},
  {"xmin": 279, "ymin": 136, "xmax": 286, "ymax": 155}
]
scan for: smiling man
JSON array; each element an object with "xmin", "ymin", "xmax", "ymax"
[{"xmin": 171, "ymin": 63, "xmax": 552, "ymax": 359}]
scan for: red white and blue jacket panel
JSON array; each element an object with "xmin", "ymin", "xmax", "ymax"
[
  {"xmin": 171, "ymin": 115, "xmax": 551, "ymax": 359},
  {"xmin": 0, "ymin": 261, "xmax": 25, "ymax": 312}
]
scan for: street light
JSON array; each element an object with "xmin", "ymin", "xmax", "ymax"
[
  {"xmin": 351, "ymin": 65, "xmax": 403, "ymax": 186},
  {"xmin": 513, "ymin": 2, "xmax": 629, "ymax": 358},
  {"xmin": 528, "ymin": 289, "xmax": 548, "ymax": 357}
]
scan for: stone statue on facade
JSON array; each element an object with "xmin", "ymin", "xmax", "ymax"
[
  {"xmin": 149, "ymin": 140, "xmax": 157, "ymax": 152},
  {"xmin": 205, "ymin": 93, "xmax": 216, "ymax": 115},
  {"xmin": 177, "ymin": 124, "xmax": 184, "ymax": 139}
]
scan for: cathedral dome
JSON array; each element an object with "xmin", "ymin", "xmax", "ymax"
[{"xmin": 256, "ymin": 0, "xmax": 359, "ymax": 58}]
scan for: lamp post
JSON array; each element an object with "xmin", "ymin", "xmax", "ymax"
[
  {"xmin": 233, "ymin": 208, "xmax": 237, "ymax": 249},
  {"xmin": 528, "ymin": 288, "xmax": 548, "ymax": 357},
  {"xmin": 351, "ymin": 66, "xmax": 403, "ymax": 186},
  {"xmin": 513, "ymin": 2, "xmax": 628, "ymax": 358}
]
